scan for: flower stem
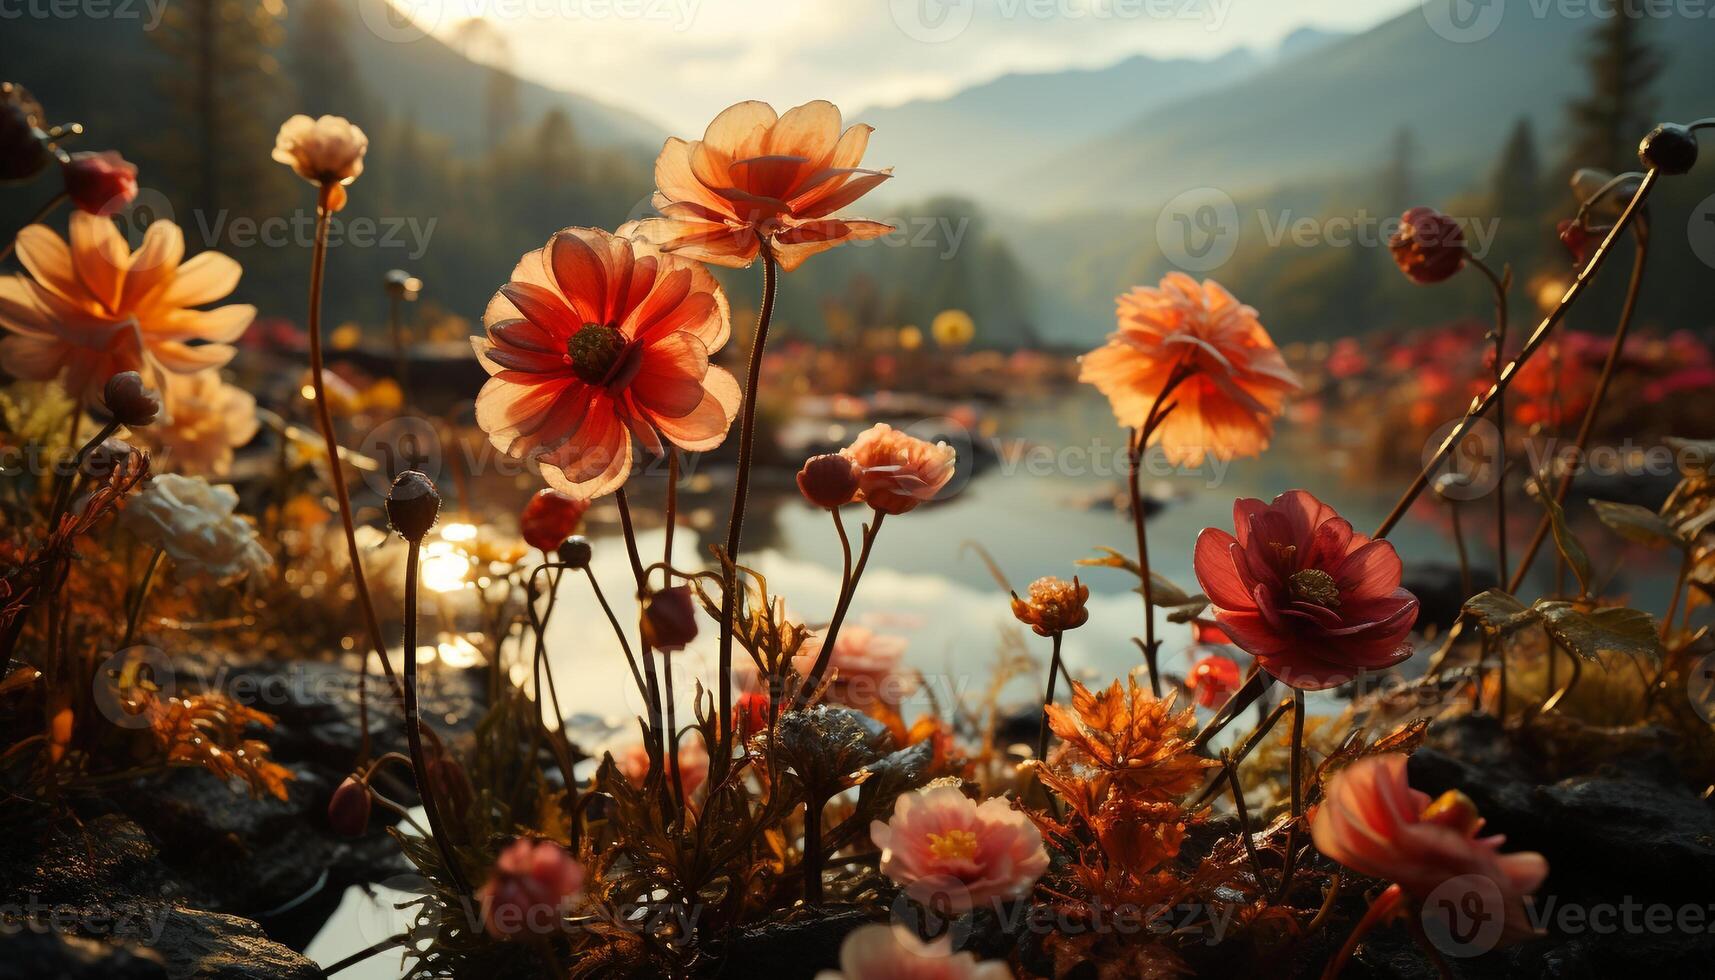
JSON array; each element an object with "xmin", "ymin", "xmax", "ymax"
[
  {"xmin": 802, "ymin": 792, "xmax": 826, "ymax": 904},
  {"xmin": 1373, "ymin": 168, "xmax": 1661, "ymax": 540},
  {"xmin": 0, "ymin": 191, "xmax": 68, "ymax": 264},
  {"xmin": 1274, "ymin": 688, "xmax": 1307, "ymax": 902},
  {"xmin": 794, "ymin": 510, "xmax": 885, "ymax": 710},
  {"xmin": 1467, "ymin": 256, "xmax": 1510, "ymax": 586},
  {"xmin": 1035, "ymin": 631, "xmax": 1065, "ymax": 763},
  {"xmin": 1321, "ymin": 883, "xmax": 1405, "ymax": 980},
  {"xmin": 402, "ymin": 537, "xmax": 471, "ymax": 897},
  {"xmin": 579, "ymin": 565, "xmax": 651, "ymax": 718},
  {"xmin": 718, "ymin": 245, "xmax": 778, "ymax": 751},
  {"xmin": 118, "ymin": 546, "xmax": 165, "ymax": 649},
  {"xmin": 1127, "ymin": 365, "xmax": 1190, "ymax": 697}
]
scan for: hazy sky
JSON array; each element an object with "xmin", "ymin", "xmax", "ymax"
[{"xmin": 395, "ymin": 0, "xmax": 1423, "ymax": 133}]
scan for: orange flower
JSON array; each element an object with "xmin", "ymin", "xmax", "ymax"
[
  {"xmin": 1079, "ymin": 273, "xmax": 1299, "ymax": 465},
  {"xmin": 472, "ymin": 227, "xmax": 740, "ymax": 499},
  {"xmin": 1044, "ymin": 678, "xmax": 1214, "ymax": 801},
  {"xmin": 1010, "ymin": 576, "xmax": 1090, "ymax": 636},
  {"xmin": 841, "ymin": 422, "xmax": 957, "ymax": 514},
  {"xmin": 0, "ymin": 214, "xmax": 253, "ymax": 403},
  {"xmin": 630, "ymin": 100, "xmax": 894, "ymax": 272}
]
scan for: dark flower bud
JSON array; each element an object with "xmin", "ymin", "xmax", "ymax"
[
  {"xmin": 1388, "ymin": 207, "xmax": 1467, "ymax": 284},
  {"xmin": 62, "ymin": 150, "xmax": 139, "ymax": 216},
  {"xmin": 521, "ymin": 488, "xmax": 588, "ymax": 552},
  {"xmin": 796, "ymin": 453, "xmax": 860, "ymax": 508},
  {"xmin": 1638, "ymin": 123, "xmax": 1697, "ymax": 176},
  {"xmin": 327, "ymin": 776, "xmax": 371, "ymax": 837},
  {"xmin": 0, "ymin": 82, "xmax": 50, "ymax": 182},
  {"xmin": 556, "ymin": 535, "xmax": 592, "ymax": 569},
  {"xmin": 386, "ymin": 470, "xmax": 441, "ymax": 543},
  {"xmin": 640, "ymin": 584, "xmax": 699, "ymax": 651},
  {"xmin": 103, "ymin": 371, "xmax": 160, "ymax": 427}
]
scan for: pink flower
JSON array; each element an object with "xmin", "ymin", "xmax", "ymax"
[
  {"xmin": 477, "ymin": 838, "xmax": 585, "ymax": 940},
  {"xmin": 473, "ymin": 226, "xmax": 741, "ymax": 499},
  {"xmin": 1312, "ymin": 754, "xmax": 1547, "ymax": 947},
  {"xmin": 792, "ymin": 625, "xmax": 913, "ymax": 707},
  {"xmin": 613, "ymin": 738, "xmax": 709, "ymax": 799},
  {"xmin": 870, "ymin": 785, "xmax": 1048, "ymax": 913},
  {"xmin": 841, "ymin": 422, "xmax": 956, "ymax": 515},
  {"xmin": 61, "ymin": 151, "xmax": 138, "ymax": 216},
  {"xmin": 815, "ymin": 924, "xmax": 1013, "ymax": 980},
  {"xmin": 1193, "ymin": 490, "xmax": 1418, "ymax": 690}
]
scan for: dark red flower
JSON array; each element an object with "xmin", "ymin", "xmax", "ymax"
[
  {"xmin": 1187, "ymin": 655, "xmax": 1242, "ymax": 709},
  {"xmin": 1555, "ymin": 218, "xmax": 1603, "ymax": 267},
  {"xmin": 796, "ymin": 452, "xmax": 860, "ymax": 508},
  {"xmin": 327, "ymin": 776, "xmax": 371, "ymax": 837},
  {"xmin": 61, "ymin": 150, "xmax": 138, "ymax": 216},
  {"xmin": 1193, "ymin": 490, "xmax": 1418, "ymax": 690},
  {"xmin": 1388, "ymin": 207, "xmax": 1466, "ymax": 285},
  {"xmin": 520, "ymin": 488, "xmax": 589, "ymax": 553},
  {"xmin": 640, "ymin": 584, "xmax": 699, "ymax": 651},
  {"xmin": 735, "ymin": 691, "xmax": 770, "ymax": 739}
]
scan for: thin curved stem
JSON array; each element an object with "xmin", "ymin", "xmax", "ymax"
[
  {"xmin": 0, "ymin": 191, "xmax": 68, "ymax": 264},
  {"xmin": 718, "ymin": 245, "xmax": 778, "ymax": 751},
  {"xmin": 578, "ymin": 565, "xmax": 651, "ymax": 723},
  {"xmin": 1373, "ymin": 168, "xmax": 1660, "ymax": 540},
  {"xmin": 403, "ymin": 539, "xmax": 471, "ymax": 897},
  {"xmin": 1321, "ymin": 884, "xmax": 1405, "ymax": 980},
  {"xmin": 1467, "ymin": 255, "xmax": 1509, "ymax": 586},
  {"xmin": 1127, "ymin": 364, "xmax": 1190, "ymax": 697},
  {"xmin": 1035, "ymin": 631, "xmax": 1065, "ymax": 763},
  {"xmin": 794, "ymin": 510, "xmax": 885, "ymax": 709},
  {"xmin": 118, "ymin": 546, "xmax": 165, "ymax": 649}
]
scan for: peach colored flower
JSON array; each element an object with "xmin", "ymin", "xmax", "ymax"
[
  {"xmin": 477, "ymin": 838, "xmax": 585, "ymax": 940},
  {"xmin": 871, "ymin": 785, "xmax": 1048, "ymax": 913},
  {"xmin": 792, "ymin": 625, "xmax": 913, "ymax": 707},
  {"xmin": 141, "ymin": 369, "xmax": 259, "ymax": 476},
  {"xmin": 0, "ymin": 214, "xmax": 253, "ymax": 403},
  {"xmin": 472, "ymin": 227, "xmax": 740, "ymax": 499},
  {"xmin": 1312, "ymin": 754, "xmax": 1547, "ymax": 946},
  {"xmin": 614, "ymin": 737, "xmax": 709, "ymax": 799},
  {"xmin": 1009, "ymin": 576, "xmax": 1089, "ymax": 636},
  {"xmin": 1079, "ymin": 273, "xmax": 1299, "ymax": 465},
  {"xmin": 272, "ymin": 114, "xmax": 367, "ymax": 186},
  {"xmin": 841, "ymin": 422, "xmax": 956, "ymax": 515},
  {"xmin": 815, "ymin": 924, "xmax": 1013, "ymax": 980},
  {"xmin": 1193, "ymin": 490, "xmax": 1418, "ymax": 691},
  {"xmin": 630, "ymin": 100, "xmax": 894, "ymax": 272}
]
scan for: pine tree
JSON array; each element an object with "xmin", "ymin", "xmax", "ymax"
[
  {"xmin": 291, "ymin": 0, "xmax": 368, "ymax": 120},
  {"xmin": 1488, "ymin": 118, "xmax": 1543, "ymax": 273},
  {"xmin": 1564, "ymin": 12, "xmax": 1663, "ymax": 173}
]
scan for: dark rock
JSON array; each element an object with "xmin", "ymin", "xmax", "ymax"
[
  {"xmin": 721, "ymin": 906, "xmax": 879, "ymax": 978},
  {"xmin": 0, "ymin": 931, "xmax": 169, "ymax": 980},
  {"xmin": 1402, "ymin": 563, "xmax": 1498, "ymax": 633}
]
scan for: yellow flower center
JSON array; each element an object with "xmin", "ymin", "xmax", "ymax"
[
  {"xmin": 566, "ymin": 323, "xmax": 625, "ymax": 384},
  {"xmin": 1288, "ymin": 568, "xmax": 1341, "ymax": 607},
  {"xmin": 926, "ymin": 829, "xmax": 979, "ymax": 862}
]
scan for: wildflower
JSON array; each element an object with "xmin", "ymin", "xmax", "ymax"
[
  {"xmin": 735, "ymin": 691, "xmax": 770, "ymax": 739},
  {"xmin": 477, "ymin": 838, "xmax": 585, "ymax": 940},
  {"xmin": 471, "ymin": 226, "xmax": 740, "ymax": 499},
  {"xmin": 1079, "ymin": 273, "xmax": 1299, "ymax": 465},
  {"xmin": 1388, "ymin": 207, "xmax": 1467, "ymax": 284},
  {"xmin": 870, "ymin": 785, "xmax": 1048, "ymax": 913},
  {"xmin": 327, "ymin": 776, "xmax": 371, "ymax": 837},
  {"xmin": 797, "ymin": 452, "xmax": 861, "ymax": 508},
  {"xmin": 641, "ymin": 584, "xmax": 699, "ymax": 651},
  {"xmin": 841, "ymin": 422, "xmax": 956, "ymax": 515},
  {"xmin": 815, "ymin": 924, "xmax": 1013, "ymax": 980},
  {"xmin": 519, "ymin": 488, "xmax": 589, "ymax": 552},
  {"xmin": 1556, "ymin": 218, "xmax": 1600, "ymax": 266},
  {"xmin": 0, "ymin": 214, "xmax": 253, "ymax": 403},
  {"xmin": 386, "ymin": 470, "xmax": 441, "ymax": 543},
  {"xmin": 614, "ymin": 738, "xmax": 709, "ymax": 798},
  {"xmin": 1009, "ymin": 576, "xmax": 1089, "ymax": 636},
  {"xmin": 792, "ymin": 625, "xmax": 913, "ymax": 707},
  {"xmin": 1045, "ymin": 678, "xmax": 1212, "ymax": 799},
  {"xmin": 630, "ymin": 100, "xmax": 894, "ymax": 271},
  {"xmin": 103, "ymin": 370, "xmax": 160, "ymax": 428},
  {"xmin": 1313, "ymin": 754, "xmax": 1547, "ymax": 946},
  {"xmin": 60, "ymin": 150, "xmax": 138, "ymax": 216},
  {"xmin": 1193, "ymin": 490, "xmax": 1419, "ymax": 690},
  {"xmin": 140, "ymin": 370, "xmax": 257, "ymax": 476},
  {"xmin": 271, "ymin": 114, "xmax": 367, "ymax": 211},
  {"xmin": 1186, "ymin": 655, "xmax": 1242, "ymax": 709},
  {"xmin": 121, "ymin": 474, "xmax": 272, "ymax": 582}
]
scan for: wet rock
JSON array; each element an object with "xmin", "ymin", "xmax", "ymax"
[
  {"xmin": 0, "ymin": 931, "xmax": 168, "ymax": 980},
  {"xmin": 724, "ymin": 906, "xmax": 878, "ymax": 977}
]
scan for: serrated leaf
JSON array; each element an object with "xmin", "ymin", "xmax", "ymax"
[
  {"xmin": 1534, "ymin": 600, "xmax": 1664, "ymax": 663},
  {"xmin": 1542, "ymin": 494, "xmax": 1593, "ymax": 596},
  {"xmin": 1463, "ymin": 589, "xmax": 1539, "ymax": 634},
  {"xmin": 1590, "ymin": 499, "xmax": 1682, "ymax": 549},
  {"xmin": 1076, "ymin": 547, "xmax": 1199, "ymax": 606}
]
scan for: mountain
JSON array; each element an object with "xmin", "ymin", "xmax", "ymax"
[{"xmin": 1004, "ymin": 0, "xmax": 1715, "ymax": 215}]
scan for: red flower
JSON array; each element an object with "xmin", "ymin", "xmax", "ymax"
[
  {"xmin": 640, "ymin": 584, "xmax": 699, "ymax": 651},
  {"xmin": 796, "ymin": 452, "xmax": 860, "ymax": 508},
  {"xmin": 520, "ymin": 488, "xmax": 589, "ymax": 552},
  {"xmin": 477, "ymin": 838, "xmax": 584, "ymax": 939},
  {"xmin": 735, "ymin": 691, "xmax": 770, "ymax": 739},
  {"xmin": 62, "ymin": 151, "xmax": 139, "ymax": 216},
  {"xmin": 1187, "ymin": 656, "xmax": 1241, "ymax": 709},
  {"xmin": 1388, "ymin": 207, "xmax": 1466, "ymax": 284},
  {"xmin": 1193, "ymin": 490, "xmax": 1418, "ymax": 690}
]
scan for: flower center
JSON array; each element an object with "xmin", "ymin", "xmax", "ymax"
[
  {"xmin": 1288, "ymin": 568, "xmax": 1341, "ymax": 607},
  {"xmin": 565, "ymin": 323, "xmax": 625, "ymax": 384},
  {"xmin": 926, "ymin": 829, "xmax": 979, "ymax": 862}
]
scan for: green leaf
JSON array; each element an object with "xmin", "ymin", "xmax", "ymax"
[
  {"xmin": 1590, "ymin": 499, "xmax": 1682, "ymax": 549},
  {"xmin": 1542, "ymin": 494, "xmax": 1593, "ymax": 596},
  {"xmin": 1534, "ymin": 600, "xmax": 1664, "ymax": 663},
  {"xmin": 1463, "ymin": 590, "xmax": 1539, "ymax": 635},
  {"xmin": 1076, "ymin": 547, "xmax": 1199, "ymax": 606}
]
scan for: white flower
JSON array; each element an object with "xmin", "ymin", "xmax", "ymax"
[
  {"xmin": 271, "ymin": 114, "xmax": 368, "ymax": 185},
  {"xmin": 141, "ymin": 369, "xmax": 259, "ymax": 476},
  {"xmin": 121, "ymin": 474, "xmax": 272, "ymax": 582}
]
